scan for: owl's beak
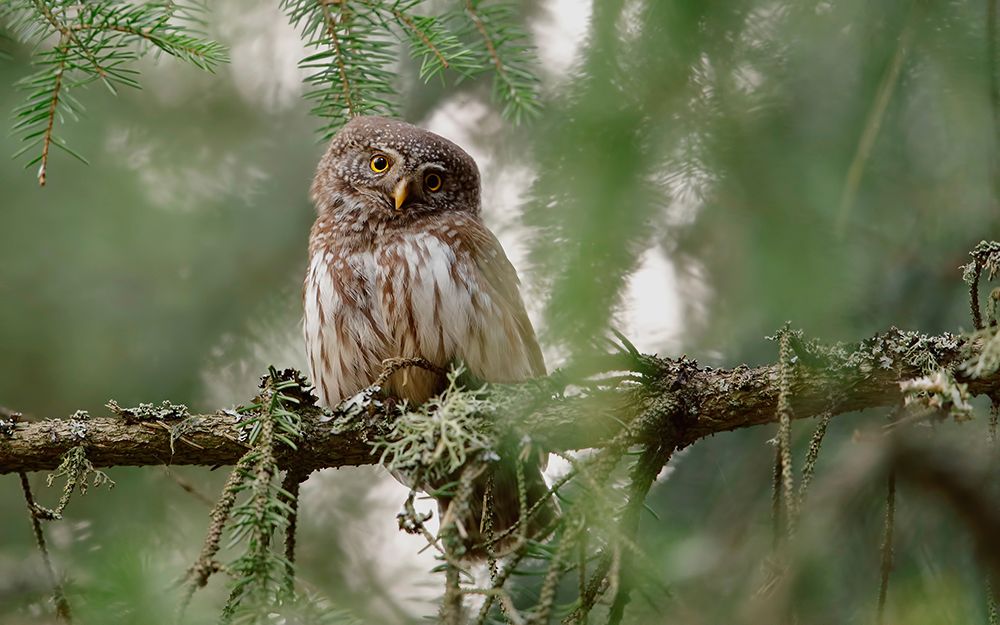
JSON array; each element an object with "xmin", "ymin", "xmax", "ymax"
[{"xmin": 393, "ymin": 179, "xmax": 410, "ymax": 211}]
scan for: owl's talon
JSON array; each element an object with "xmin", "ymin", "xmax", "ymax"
[{"xmin": 381, "ymin": 395, "xmax": 401, "ymax": 416}]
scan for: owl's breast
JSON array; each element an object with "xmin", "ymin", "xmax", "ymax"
[
  {"xmin": 372, "ymin": 229, "xmax": 519, "ymax": 403},
  {"xmin": 303, "ymin": 245, "xmax": 391, "ymax": 407},
  {"xmin": 305, "ymin": 222, "xmax": 532, "ymax": 408}
]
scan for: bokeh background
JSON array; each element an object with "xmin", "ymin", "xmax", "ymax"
[{"xmin": 2, "ymin": 0, "xmax": 1000, "ymax": 623}]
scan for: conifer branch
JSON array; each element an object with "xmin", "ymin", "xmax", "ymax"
[
  {"xmin": 464, "ymin": 1, "xmax": 502, "ymax": 73},
  {"xmin": 5, "ymin": 0, "xmax": 539, "ymax": 184},
  {"xmin": 462, "ymin": 0, "xmax": 540, "ymax": 121},
  {"xmin": 3, "ymin": 0, "xmax": 226, "ymax": 185},
  {"xmin": 606, "ymin": 444, "xmax": 672, "ymax": 625},
  {"xmin": 3, "ymin": 328, "xmax": 1000, "ymax": 476},
  {"xmin": 321, "ymin": 3, "xmax": 357, "ymax": 117},
  {"xmin": 5, "ymin": 324, "xmax": 1000, "ymax": 625},
  {"xmin": 34, "ymin": 37, "xmax": 68, "ymax": 187},
  {"xmin": 393, "ymin": 9, "xmax": 448, "ymax": 69}
]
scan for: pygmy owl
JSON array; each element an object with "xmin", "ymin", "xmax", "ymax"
[{"xmin": 304, "ymin": 115, "xmax": 554, "ymax": 556}]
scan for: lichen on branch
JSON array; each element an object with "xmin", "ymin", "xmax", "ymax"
[{"xmin": 3, "ymin": 328, "xmax": 1000, "ymax": 478}]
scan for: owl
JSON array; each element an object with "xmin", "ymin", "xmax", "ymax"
[{"xmin": 304, "ymin": 115, "xmax": 554, "ymax": 556}]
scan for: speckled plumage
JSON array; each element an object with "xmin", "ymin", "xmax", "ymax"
[{"xmin": 303, "ymin": 115, "xmax": 553, "ymax": 555}]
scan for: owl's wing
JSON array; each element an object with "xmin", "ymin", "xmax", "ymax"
[
  {"xmin": 461, "ymin": 220, "xmax": 546, "ymax": 379},
  {"xmin": 379, "ymin": 213, "xmax": 544, "ymax": 391}
]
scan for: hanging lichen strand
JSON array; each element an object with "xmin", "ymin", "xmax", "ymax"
[
  {"xmin": 14, "ymin": 428, "xmax": 116, "ymax": 623},
  {"xmin": 963, "ymin": 241, "xmax": 1000, "ymax": 330},
  {"xmin": 989, "ymin": 395, "xmax": 1000, "ymax": 625},
  {"xmin": 772, "ymin": 324, "xmax": 798, "ymax": 539}
]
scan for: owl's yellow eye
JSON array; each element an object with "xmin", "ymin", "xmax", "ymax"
[
  {"xmin": 424, "ymin": 173, "xmax": 442, "ymax": 192},
  {"xmin": 370, "ymin": 154, "xmax": 391, "ymax": 173}
]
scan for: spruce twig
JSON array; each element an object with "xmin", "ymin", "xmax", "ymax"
[
  {"xmin": 835, "ymin": 2, "xmax": 917, "ymax": 233},
  {"xmin": 607, "ymin": 445, "xmax": 672, "ymax": 625},
  {"xmin": 179, "ymin": 452, "xmax": 256, "ymax": 618},
  {"xmin": 531, "ymin": 518, "xmax": 581, "ymax": 625},
  {"xmin": 771, "ymin": 445, "xmax": 783, "ymax": 548},
  {"xmin": 481, "ymin": 462, "xmax": 578, "ymax": 550},
  {"xmin": 6, "ymin": 0, "xmax": 225, "ymax": 185},
  {"xmin": 473, "ymin": 546, "xmax": 531, "ymax": 625},
  {"xmin": 399, "ymin": 487, "xmax": 444, "ymax": 554},
  {"xmin": 221, "ymin": 368, "xmax": 307, "ymax": 623},
  {"xmin": 440, "ymin": 462, "xmax": 483, "ymax": 625},
  {"xmin": 963, "ymin": 242, "xmax": 1000, "ymax": 330},
  {"xmin": 577, "ymin": 531, "xmax": 589, "ymax": 625},
  {"xmin": 462, "ymin": 0, "xmax": 540, "ymax": 122},
  {"xmin": 280, "ymin": 467, "xmax": 310, "ymax": 592}
]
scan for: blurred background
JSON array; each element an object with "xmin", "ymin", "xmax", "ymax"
[{"xmin": 2, "ymin": 0, "xmax": 1000, "ymax": 623}]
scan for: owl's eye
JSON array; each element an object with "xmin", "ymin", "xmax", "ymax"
[
  {"xmin": 424, "ymin": 173, "xmax": 443, "ymax": 192},
  {"xmin": 369, "ymin": 154, "xmax": 391, "ymax": 173}
]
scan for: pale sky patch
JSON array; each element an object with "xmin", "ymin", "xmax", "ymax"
[
  {"xmin": 533, "ymin": 0, "xmax": 592, "ymax": 83},
  {"xmin": 620, "ymin": 247, "xmax": 685, "ymax": 355},
  {"xmin": 216, "ymin": 0, "xmax": 309, "ymax": 112},
  {"xmin": 105, "ymin": 127, "xmax": 268, "ymax": 213}
]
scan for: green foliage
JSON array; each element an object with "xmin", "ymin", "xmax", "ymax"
[
  {"xmin": 281, "ymin": 0, "xmax": 538, "ymax": 139},
  {"xmin": 455, "ymin": 0, "xmax": 540, "ymax": 123},
  {"xmin": 283, "ymin": 0, "xmax": 398, "ymax": 139},
  {"xmin": 524, "ymin": 0, "xmax": 699, "ymax": 352},
  {"xmin": 1, "ymin": 0, "xmax": 540, "ymax": 185},
  {"xmin": 0, "ymin": 0, "xmax": 538, "ymax": 186},
  {"xmin": 389, "ymin": 7, "xmax": 476, "ymax": 81},
  {"xmin": 221, "ymin": 368, "xmax": 308, "ymax": 624},
  {"xmin": 0, "ymin": 0, "xmax": 226, "ymax": 185}
]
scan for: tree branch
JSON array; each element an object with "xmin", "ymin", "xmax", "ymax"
[{"xmin": 2, "ymin": 327, "xmax": 998, "ymax": 475}]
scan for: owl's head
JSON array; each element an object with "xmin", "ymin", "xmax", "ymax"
[{"xmin": 311, "ymin": 116, "xmax": 481, "ymax": 220}]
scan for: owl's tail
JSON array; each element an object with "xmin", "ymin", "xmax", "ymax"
[{"xmin": 438, "ymin": 453, "xmax": 558, "ymax": 560}]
